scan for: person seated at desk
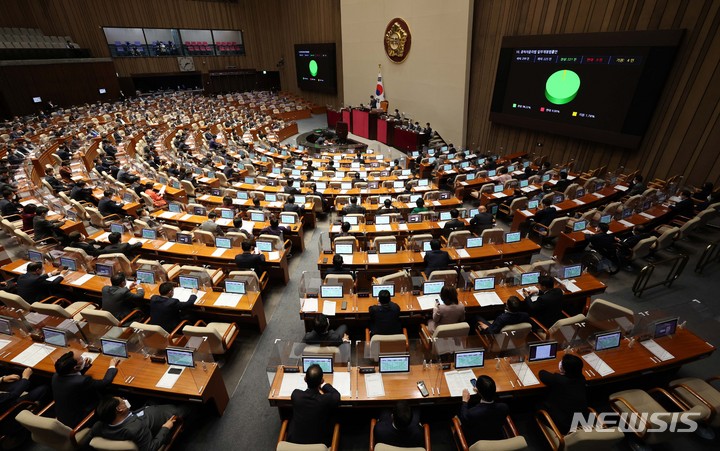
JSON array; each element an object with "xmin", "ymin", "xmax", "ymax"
[
  {"xmin": 427, "ymin": 286, "xmax": 465, "ymax": 334},
  {"xmin": 67, "ymin": 231, "xmax": 102, "ymax": 257},
  {"xmin": 670, "ymin": 189, "xmax": 695, "ymax": 219},
  {"xmin": 60, "ymin": 160, "xmax": 76, "ymax": 182},
  {"xmin": 288, "ymin": 364, "xmax": 341, "ymax": 446},
  {"xmin": 283, "ymin": 195, "xmax": 304, "ymax": 215},
  {"xmin": 523, "ymin": 276, "xmax": 563, "ymax": 329},
  {"xmin": 692, "ymin": 181, "xmax": 714, "ymax": 203},
  {"xmin": 553, "ymin": 171, "xmax": 571, "ymax": 193},
  {"xmin": 0, "ymin": 189, "xmax": 21, "ymax": 216},
  {"xmin": 44, "ymin": 167, "xmax": 70, "ymax": 192},
  {"xmin": 234, "ymin": 241, "xmax": 265, "ymax": 273},
  {"xmin": 617, "ymin": 225, "xmax": 651, "ymax": 268},
  {"xmin": 98, "ymin": 232, "xmax": 143, "ymax": 255},
  {"xmin": 586, "ymin": 222, "xmax": 618, "ymax": 264},
  {"xmin": 460, "ymin": 375, "xmax": 509, "ymax": 443},
  {"xmin": 469, "ymin": 205, "xmax": 495, "ymax": 234},
  {"xmin": 86, "ymin": 396, "xmax": 184, "ymax": 451},
  {"xmin": 478, "ymin": 296, "xmax": 530, "ymax": 334},
  {"xmin": 198, "ymin": 212, "xmax": 222, "ymax": 235},
  {"xmin": 377, "ymin": 199, "xmax": 399, "ymax": 214},
  {"xmin": 342, "ymin": 197, "xmax": 366, "ymax": 215},
  {"xmin": 443, "ymin": 208, "xmax": 465, "ymax": 232},
  {"xmin": 102, "ymin": 272, "xmax": 145, "ymax": 321},
  {"xmin": 627, "ymin": 174, "xmax": 646, "ymax": 196},
  {"xmin": 368, "ymin": 289, "xmax": 402, "ymax": 336},
  {"xmin": 0, "ymin": 368, "xmax": 48, "ymax": 412},
  {"xmin": 423, "ymin": 123, "xmax": 433, "ymax": 135},
  {"xmin": 424, "ymin": 239, "xmax": 451, "ymax": 276},
  {"xmin": 533, "ymin": 197, "xmax": 557, "ymax": 227},
  {"xmin": 325, "ymin": 254, "xmax": 354, "ymax": 279},
  {"xmin": 117, "ymin": 166, "xmax": 140, "ymax": 185},
  {"xmin": 226, "ymin": 217, "xmax": 253, "ymax": 242},
  {"xmin": 98, "ymin": 190, "xmax": 126, "ymax": 217},
  {"xmin": 136, "ymin": 208, "xmax": 160, "ymax": 229},
  {"xmin": 336, "ymin": 221, "xmax": 353, "ymax": 237},
  {"xmin": 496, "ymin": 166, "xmax": 513, "ymax": 185},
  {"xmin": 538, "ymin": 354, "xmax": 587, "ymax": 435},
  {"xmin": 220, "ymin": 196, "xmax": 239, "ymax": 214},
  {"xmin": 303, "ymin": 313, "xmax": 349, "ymax": 346},
  {"xmin": 70, "ymin": 180, "xmax": 98, "ymax": 206},
  {"xmin": 284, "ymin": 178, "xmax": 300, "ymax": 195},
  {"xmin": 373, "ymin": 401, "xmax": 425, "ymax": 448},
  {"xmin": 52, "ymin": 350, "xmax": 120, "ymax": 427},
  {"xmin": 260, "ymin": 216, "xmax": 290, "ymax": 238},
  {"xmin": 20, "ymin": 204, "xmax": 36, "ymax": 231},
  {"xmin": 144, "ymin": 182, "xmax": 167, "ymax": 208},
  {"xmin": 410, "ymin": 198, "xmax": 428, "ymax": 215},
  {"xmin": 32, "ymin": 206, "xmax": 69, "ymax": 243},
  {"xmin": 149, "ymin": 282, "xmax": 198, "ymax": 333}
]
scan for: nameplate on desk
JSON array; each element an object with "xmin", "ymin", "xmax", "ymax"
[
  {"xmin": 159, "ymin": 242, "xmax": 175, "ymax": 251},
  {"xmin": 573, "ymin": 199, "xmax": 585, "ymax": 205},
  {"xmin": 375, "ymin": 225, "xmax": 391, "ymax": 232},
  {"xmin": 359, "ymin": 366, "xmax": 375, "ymax": 373},
  {"xmin": 282, "ymin": 366, "xmax": 300, "ymax": 373}
]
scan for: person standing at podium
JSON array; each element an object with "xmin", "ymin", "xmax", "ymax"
[{"xmin": 370, "ymin": 95, "xmax": 378, "ymax": 109}]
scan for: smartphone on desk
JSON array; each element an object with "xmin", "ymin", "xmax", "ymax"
[
  {"xmin": 417, "ymin": 380, "xmax": 429, "ymax": 397},
  {"xmin": 168, "ymin": 367, "xmax": 183, "ymax": 375}
]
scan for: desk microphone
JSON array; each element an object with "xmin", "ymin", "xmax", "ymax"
[
  {"xmin": 628, "ymin": 337, "xmax": 636, "ymax": 349},
  {"xmin": 678, "ymin": 321, "xmax": 687, "ymax": 330}
]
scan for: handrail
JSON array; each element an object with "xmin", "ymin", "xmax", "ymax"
[
  {"xmin": 632, "ymin": 253, "xmax": 688, "ymax": 297},
  {"xmin": 695, "ymin": 240, "xmax": 720, "ymax": 274}
]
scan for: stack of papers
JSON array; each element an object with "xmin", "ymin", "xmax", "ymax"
[
  {"xmin": 592, "ymin": 193, "xmax": 605, "ymax": 198},
  {"xmin": 444, "ymin": 369, "xmax": 476, "ymax": 396},
  {"xmin": 268, "ymin": 251, "xmax": 280, "ymax": 260},
  {"xmin": 301, "ymin": 298, "xmax": 318, "ymax": 312},
  {"xmin": 215, "ymin": 293, "xmax": 242, "ymax": 307},
  {"xmin": 322, "ymin": 300, "xmax": 336, "ymax": 316},
  {"xmin": 14, "ymin": 262, "xmax": 30, "ymax": 274},
  {"xmin": 279, "ymin": 373, "xmax": 306, "ymax": 396},
  {"xmin": 641, "ymin": 339, "xmax": 674, "ymax": 361},
  {"xmin": 159, "ymin": 242, "xmax": 175, "ymax": 251},
  {"xmin": 332, "ymin": 372, "xmax": 351, "ymax": 397},
  {"xmin": 619, "ymin": 220, "xmax": 635, "ymax": 227},
  {"xmin": 437, "ymin": 221, "xmax": 447, "ymax": 228},
  {"xmin": 71, "ymin": 274, "xmax": 95, "ymax": 286},
  {"xmin": 95, "ymin": 232, "xmax": 111, "ymax": 242},
  {"xmin": 174, "ymin": 288, "xmax": 205, "ymax": 303},
  {"xmin": 582, "ymin": 352, "xmax": 615, "ymax": 376},
  {"xmin": 365, "ymin": 373, "xmax": 385, "ymax": 397},
  {"xmin": 156, "ymin": 367, "xmax": 184, "ymax": 389},
  {"xmin": 11, "ymin": 343, "xmax": 55, "ymax": 366},
  {"xmin": 510, "ymin": 362, "xmax": 540, "ymax": 386},
  {"xmin": 473, "ymin": 292, "xmax": 504, "ymax": 307},
  {"xmin": 615, "ymin": 185, "xmax": 629, "ymax": 191},
  {"xmin": 560, "ymin": 279, "xmax": 581, "ymax": 293},
  {"xmin": 416, "ymin": 295, "xmax": 439, "ymax": 311},
  {"xmin": 492, "ymin": 192, "xmax": 505, "ymax": 198},
  {"xmin": 573, "ymin": 199, "xmax": 585, "ymax": 205},
  {"xmin": 368, "ymin": 254, "xmax": 379, "ymax": 264},
  {"xmin": 159, "ymin": 211, "xmax": 176, "ymax": 219},
  {"xmin": 211, "ymin": 248, "xmax": 227, "ymax": 257},
  {"xmin": 640, "ymin": 212, "xmax": 655, "ymax": 219},
  {"xmin": 456, "ymin": 249, "xmax": 470, "ymax": 258},
  {"xmin": 128, "ymin": 238, "xmax": 148, "ymax": 245},
  {"xmin": 215, "ymin": 218, "xmax": 232, "ymax": 226}
]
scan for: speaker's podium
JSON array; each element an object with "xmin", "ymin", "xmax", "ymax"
[
  {"xmin": 351, "ymin": 108, "xmax": 378, "ymax": 140},
  {"xmin": 335, "ymin": 121, "xmax": 348, "ymax": 141}
]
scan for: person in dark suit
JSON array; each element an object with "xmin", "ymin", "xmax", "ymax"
[
  {"xmin": 469, "ymin": 205, "xmax": 495, "ymax": 233},
  {"xmin": 101, "ymin": 272, "xmax": 145, "ymax": 321},
  {"xmin": 283, "ymin": 195, "xmax": 304, "ymax": 215},
  {"xmin": 368, "ymin": 289, "xmax": 402, "ymax": 336},
  {"xmin": 67, "ymin": 231, "xmax": 102, "ymax": 257},
  {"xmin": 0, "ymin": 189, "xmax": 21, "ymax": 216},
  {"xmin": 478, "ymin": 296, "xmax": 530, "ymax": 334},
  {"xmin": 377, "ymin": 199, "xmax": 399, "ymax": 214},
  {"xmin": 288, "ymin": 364, "xmax": 340, "ymax": 446},
  {"xmin": 424, "ymin": 239, "xmax": 451, "ymax": 276},
  {"xmin": 443, "ymin": 208, "xmax": 465, "ymax": 232},
  {"xmin": 69, "ymin": 180, "xmax": 98, "ymax": 206},
  {"xmin": 86, "ymin": 396, "xmax": 186, "ymax": 451},
  {"xmin": 553, "ymin": 171, "xmax": 571, "ymax": 193},
  {"xmin": 373, "ymin": 401, "xmax": 425, "ymax": 448},
  {"xmin": 342, "ymin": 197, "xmax": 366, "ymax": 215},
  {"xmin": 234, "ymin": 241, "xmax": 265, "ymax": 273},
  {"xmin": 283, "ymin": 178, "xmax": 300, "ymax": 195},
  {"xmin": 670, "ymin": 189, "xmax": 695, "ymax": 219},
  {"xmin": 52, "ymin": 350, "xmax": 120, "ymax": 427},
  {"xmin": 303, "ymin": 314, "xmax": 349, "ymax": 346},
  {"xmin": 523, "ymin": 276, "xmax": 564, "ymax": 329},
  {"xmin": 587, "ymin": 222, "xmax": 618, "ymax": 262},
  {"xmin": 538, "ymin": 354, "xmax": 588, "ymax": 434},
  {"xmin": 32, "ymin": 206, "xmax": 68, "ymax": 242},
  {"xmin": 44, "ymin": 168, "xmax": 69, "ymax": 192},
  {"xmin": 460, "ymin": 375, "xmax": 510, "ymax": 444},
  {"xmin": 0, "ymin": 368, "xmax": 48, "ymax": 411},
  {"xmin": 627, "ymin": 174, "xmax": 646, "ymax": 196},
  {"xmin": 533, "ymin": 197, "xmax": 557, "ymax": 227},
  {"xmin": 259, "ymin": 217, "xmax": 290, "ymax": 238},
  {"xmin": 97, "ymin": 232, "xmax": 143, "ymax": 256},
  {"xmin": 98, "ymin": 190, "xmax": 125, "ymax": 217},
  {"xmin": 149, "ymin": 282, "xmax": 197, "ymax": 333},
  {"xmin": 17, "ymin": 262, "xmax": 65, "ymax": 304},
  {"xmin": 325, "ymin": 254, "xmax": 354, "ymax": 279}
]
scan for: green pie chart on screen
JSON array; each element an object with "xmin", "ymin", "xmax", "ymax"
[
  {"xmin": 545, "ymin": 70, "xmax": 580, "ymax": 105},
  {"xmin": 309, "ymin": 60, "xmax": 318, "ymax": 77}
]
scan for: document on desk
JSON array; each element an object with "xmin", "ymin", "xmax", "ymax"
[
  {"xmin": 279, "ymin": 373, "xmax": 306, "ymax": 397},
  {"xmin": 375, "ymin": 225, "xmax": 391, "ymax": 232},
  {"xmin": 198, "ymin": 193, "xmax": 212, "ymax": 199},
  {"xmin": 582, "ymin": 352, "xmax": 615, "ymax": 376},
  {"xmin": 215, "ymin": 293, "xmax": 242, "ymax": 308},
  {"xmin": 364, "ymin": 373, "xmax": 385, "ymax": 398},
  {"xmin": 128, "ymin": 238, "xmax": 148, "ymax": 245},
  {"xmin": 416, "ymin": 295, "xmax": 439, "ymax": 311},
  {"xmin": 473, "ymin": 292, "xmax": 504, "ymax": 307},
  {"xmin": 82, "ymin": 352, "xmax": 100, "ymax": 364},
  {"xmin": 211, "ymin": 248, "xmax": 226, "ymax": 257},
  {"xmin": 592, "ymin": 192, "xmax": 605, "ymax": 198},
  {"xmin": 521, "ymin": 187, "xmax": 535, "ymax": 193},
  {"xmin": 301, "ymin": 298, "xmax": 318, "ymax": 313},
  {"xmin": 437, "ymin": 221, "xmax": 447, "ymax": 228},
  {"xmin": 332, "ymin": 372, "xmax": 351, "ymax": 398},
  {"xmin": 11, "ymin": 343, "xmax": 55, "ymax": 367},
  {"xmin": 559, "ymin": 279, "xmax": 581, "ymax": 293},
  {"xmin": 619, "ymin": 220, "xmax": 635, "ymax": 228},
  {"xmin": 180, "ymin": 214, "xmax": 194, "ymax": 221},
  {"xmin": 95, "ymin": 232, "xmax": 111, "ymax": 242},
  {"xmin": 159, "ymin": 242, "xmax": 175, "ymax": 251},
  {"xmin": 156, "ymin": 367, "xmax": 184, "ymax": 389},
  {"xmin": 432, "ymin": 201, "xmax": 441, "ymax": 206},
  {"xmin": 615, "ymin": 185, "xmax": 629, "ymax": 191},
  {"xmin": 444, "ymin": 369, "xmax": 476, "ymax": 397},
  {"xmin": 322, "ymin": 300, "xmax": 336, "ymax": 316},
  {"xmin": 510, "ymin": 362, "xmax": 540, "ymax": 386},
  {"xmin": 331, "ymin": 225, "xmax": 341, "ymax": 233},
  {"xmin": 492, "ymin": 192, "xmax": 505, "ymax": 198},
  {"xmin": 520, "ymin": 210, "xmax": 533, "ymax": 216},
  {"xmin": 159, "ymin": 211, "xmax": 176, "ymax": 219},
  {"xmin": 174, "ymin": 288, "xmax": 205, "ymax": 303},
  {"xmin": 215, "ymin": 218, "xmax": 232, "ymax": 226},
  {"xmin": 268, "ymin": 251, "xmax": 280, "ymax": 261},
  {"xmin": 368, "ymin": 254, "xmax": 379, "ymax": 264},
  {"xmin": 398, "ymin": 223, "xmax": 408, "ymax": 231},
  {"xmin": 456, "ymin": 248, "xmax": 470, "ymax": 258},
  {"xmin": 0, "ymin": 338, "xmax": 12, "ymax": 351},
  {"xmin": 641, "ymin": 339, "xmax": 674, "ymax": 361},
  {"xmin": 640, "ymin": 212, "xmax": 655, "ymax": 219},
  {"xmin": 70, "ymin": 274, "xmax": 95, "ymax": 286},
  {"xmin": 241, "ymin": 221, "xmax": 255, "ymax": 234},
  {"xmin": 46, "ymin": 275, "xmax": 62, "ymax": 282},
  {"xmin": 573, "ymin": 199, "xmax": 585, "ymax": 205}
]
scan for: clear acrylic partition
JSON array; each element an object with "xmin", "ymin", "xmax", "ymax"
[
  {"xmin": 227, "ymin": 273, "xmax": 260, "ymax": 292},
  {"xmin": 267, "ymin": 340, "xmax": 351, "ymax": 396},
  {"xmin": 299, "ymin": 270, "xmax": 323, "ymax": 298},
  {"xmin": 176, "ymin": 269, "xmax": 213, "ymax": 291},
  {"xmin": 630, "ymin": 309, "xmax": 684, "ymax": 338},
  {"xmin": 318, "ymin": 231, "xmax": 332, "ymax": 254}
]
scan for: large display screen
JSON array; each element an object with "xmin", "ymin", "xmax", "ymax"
[
  {"xmin": 295, "ymin": 43, "xmax": 337, "ymax": 94},
  {"xmin": 490, "ymin": 30, "xmax": 683, "ymax": 148}
]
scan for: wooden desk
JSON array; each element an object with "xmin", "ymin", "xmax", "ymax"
[
  {"xmin": 328, "ymin": 219, "xmax": 468, "ymax": 246},
  {"xmin": 268, "ymin": 328, "xmax": 714, "ymax": 407},
  {"xmin": 193, "ymin": 194, "xmax": 316, "ymax": 229}
]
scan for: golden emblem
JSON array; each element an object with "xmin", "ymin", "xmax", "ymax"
[{"xmin": 384, "ymin": 18, "xmax": 411, "ymax": 63}]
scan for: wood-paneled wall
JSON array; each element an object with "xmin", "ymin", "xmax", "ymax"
[
  {"xmin": 0, "ymin": 0, "xmax": 342, "ymax": 107},
  {"xmin": 467, "ymin": 0, "xmax": 720, "ymax": 187}
]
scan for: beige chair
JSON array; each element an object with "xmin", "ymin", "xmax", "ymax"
[
  {"xmin": 543, "ymin": 314, "xmax": 587, "ymax": 338},
  {"xmin": 669, "ymin": 376, "xmax": 720, "ymax": 427},
  {"xmin": 97, "ymin": 253, "xmax": 135, "ymax": 276},
  {"xmin": 181, "ymin": 180, "xmax": 196, "ymax": 198},
  {"xmin": 129, "ymin": 321, "xmax": 185, "ymax": 345},
  {"xmin": 406, "ymin": 234, "xmax": 433, "ymax": 252},
  {"xmin": 623, "ymin": 195, "xmax": 642, "ymax": 211},
  {"xmin": 447, "ymin": 230, "xmax": 472, "ymax": 248},
  {"xmin": 181, "ymin": 320, "xmax": 239, "ymax": 355},
  {"xmin": 481, "ymin": 228, "xmax": 504, "ymax": 244},
  {"xmin": 13, "ymin": 229, "xmax": 59, "ymax": 250},
  {"xmin": 193, "ymin": 230, "xmax": 216, "ymax": 246},
  {"xmin": 16, "ymin": 407, "xmax": 93, "ymax": 451},
  {"xmin": 627, "ymin": 236, "xmax": 657, "ymax": 262},
  {"xmin": 365, "ymin": 328, "xmax": 409, "ymax": 360},
  {"xmin": 474, "ymin": 267, "xmax": 511, "ymax": 282},
  {"xmin": 498, "ymin": 197, "xmax": 528, "ymax": 218},
  {"xmin": 584, "ymin": 299, "xmax": 634, "ymax": 331},
  {"xmin": 370, "ymin": 418, "xmax": 430, "ymax": 450},
  {"xmin": 81, "ymin": 308, "xmax": 142, "ymax": 327},
  {"xmin": 276, "ymin": 419, "xmax": 340, "ymax": 451},
  {"xmin": 426, "ymin": 269, "xmax": 458, "ymax": 288},
  {"xmin": 373, "ymin": 236, "xmax": 397, "ymax": 250},
  {"xmin": 175, "ymin": 265, "xmax": 224, "ymax": 286},
  {"xmin": 610, "ymin": 388, "xmax": 708, "ymax": 447},
  {"xmin": 451, "ymin": 415, "xmax": 528, "ymax": 451},
  {"xmin": 62, "ymin": 247, "xmax": 94, "ymax": 269},
  {"xmin": 324, "ymin": 274, "xmax": 355, "ymax": 294},
  {"xmin": 515, "ymin": 259, "xmax": 556, "ymax": 275},
  {"xmin": 0, "ymin": 291, "xmax": 34, "ymax": 311},
  {"xmin": 86, "ymin": 207, "xmax": 122, "ymax": 230},
  {"xmin": 31, "ymin": 300, "xmax": 96, "ymax": 322},
  {"xmin": 161, "ymin": 224, "xmax": 182, "ymax": 242},
  {"xmin": 136, "ymin": 259, "xmax": 180, "ymax": 283},
  {"xmin": 533, "ymin": 217, "xmax": 569, "ymax": 245},
  {"xmin": 373, "ymin": 270, "xmax": 412, "ymax": 293},
  {"xmin": 346, "ymin": 213, "xmax": 365, "ymax": 225},
  {"xmin": 333, "ymin": 236, "xmax": 359, "ymax": 252},
  {"xmin": 419, "ymin": 322, "xmax": 470, "ymax": 352},
  {"xmin": 227, "ymin": 270, "xmax": 268, "ymax": 292},
  {"xmin": 563, "ymin": 183, "xmax": 579, "ymax": 200},
  {"xmin": 258, "ymin": 233, "xmax": 290, "ymax": 251},
  {"xmin": 600, "ymin": 202, "xmax": 621, "ymax": 217},
  {"xmin": 535, "ymin": 409, "xmax": 624, "ymax": 450}
]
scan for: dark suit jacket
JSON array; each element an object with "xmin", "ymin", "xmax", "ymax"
[
  {"xmin": 554, "ymin": 179, "xmax": 571, "ymax": 193},
  {"xmin": 482, "ymin": 311, "xmax": 530, "ymax": 335},
  {"xmin": 17, "ymin": 273, "xmax": 63, "ymax": 304},
  {"xmin": 51, "ymin": 367, "xmax": 118, "ymax": 426},
  {"xmin": 671, "ymin": 198, "xmax": 694, "ymax": 219},
  {"xmin": 443, "ymin": 218, "xmax": 465, "ymax": 230},
  {"xmin": 283, "ymin": 186, "xmax": 300, "ymax": 195},
  {"xmin": 303, "ymin": 328, "xmax": 345, "ymax": 346},
  {"xmin": 86, "ymin": 405, "xmax": 175, "ymax": 451},
  {"xmin": 373, "ymin": 409, "xmax": 425, "ymax": 448},
  {"xmin": 102, "ymin": 286, "xmax": 145, "ymax": 320},
  {"xmin": 97, "ymin": 242, "xmax": 143, "ymax": 255},
  {"xmin": 149, "ymin": 294, "xmax": 197, "ymax": 333},
  {"xmin": 234, "ymin": 252, "xmax": 265, "ymax": 272},
  {"xmin": 369, "ymin": 302, "xmax": 403, "ymax": 335},
  {"xmin": 288, "ymin": 385, "xmax": 341, "ymax": 445},
  {"xmin": 424, "ymin": 250, "xmax": 451, "ymax": 275},
  {"xmin": 0, "ymin": 199, "xmax": 20, "ymax": 216},
  {"xmin": 98, "ymin": 197, "xmax": 125, "ymax": 216},
  {"xmin": 325, "ymin": 266, "xmax": 354, "ymax": 279},
  {"xmin": 526, "ymin": 288, "xmax": 564, "ymax": 329},
  {"xmin": 470, "ymin": 213, "xmax": 494, "ymax": 232},
  {"xmin": 533, "ymin": 206, "xmax": 557, "ymax": 226},
  {"xmin": 342, "ymin": 204, "xmax": 367, "ymax": 215},
  {"xmin": 32, "ymin": 216, "xmax": 62, "ymax": 241},
  {"xmin": 459, "ymin": 400, "xmax": 509, "ymax": 443},
  {"xmin": 283, "ymin": 203, "xmax": 304, "ymax": 215},
  {"xmin": 538, "ymin": 371, "xmax": 588, "ymax": 434}
]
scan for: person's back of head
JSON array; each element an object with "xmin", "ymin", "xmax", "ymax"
[
  {"xmin": 440, "ymin": 286, "xmax": 458, "ymax": 305},
  {"xmin": 506, "ymin": 296, "xmax": 521, "ymax": 313},
  {"xmin": 158, "ymin": 281, "xmax": 174, "ymax": 296},
  {"xmin": 305, "ymin": 364, "xmax": 323, "ymax": 390},
  {"xmin": 681, "ymin": 189, "xmax": 691, "ymax": 198},
  {"xmin": 55, "ymin": 351, "xmax": 77, "ymax": 375},
  {"xmin": 108, "ymin": 232, "xmax": 121, "ymax": 244},
  {"xmin": 597, "ymin": 222, "xmax": 610, "ymax": 233},
  {"xmin": 253, "ymin": 198, "xmax": 261, "ymax": 207},
  {"xmin": 36, "ymin": 206, "xmax": 49, "ymax": 216},
  {"xmin": 430, "ymin": 239, "xmax": 441, "ymax": 251},
  {"xmin": 392, "ymin": 401, "xmax": 414, "ymax": 430},
  {"xmin": 350, "ymin": 197, "xmax": 357, "ymax": 205},
  {"xmin": 378, "ymin": 289, "xmax": 391, "ymax": 305},
  {"xmin": 542, "ymin": 197, "xmax": 553, "ymax": 207},
  {"xmin": 287, "ymin": 195, "xmax": 295, "ymax": 204},
  {"xmin": 270, "ymin": 217, "xmax": 279, "ymax": 228},
  {"xmin": 27, "ymin": 261, "xmax": 42, "ymax": 273},
  {"xmin": 476, "ymin": 375, "xmax": 497, "ymax": 401},
  {"xmin": 103, "ymin": 189, "xmax": 113, "ymax": 198},
  {"xmin": 233, "ymin": 216, "xmax": 243, "ymax": 228},
  {"xmin": 110, "ymin": 272, "xmax": 125, "ymax": 287},
  {"xmin": 96, "ymin": 397, "xmax": 121, "ymax": 424},
  {"xmin": 561, "ymin": 354, "xmax": 583, "ymax": 378},
  {"xmin": 241, "ymin": 241, "xmax": 251, "ymax": 252},
  {"xmin": 68, "ymin": 231, "xmax": 82, "ymax": 243},
  {"xmin": 287, "ymin": 179, "xmax": 294, "ymax": 187},
  {"xmin": 313, "ymin": 313, "xmax": 330, "ymax": 335},
  {"xmin": 332, "ymin": 254, "xmax": 344, "ymax": 269},
  {"xmin": 416, "ymin": 198, "xmax": 424, "ymax": 208},
  {"xmin": 538, "ymin": 276, "xmax": 554, "ymax": 290},
  {"xmin": 341, "ymin": 221, "xmax": 350, "ymax": 233},
  {"xmin": 384, "ymin": 199, "xmax": 392, "ymax": 208},
  {"xmin": 559, "ymin": 171, "xmax": 568, "ymax": 180},
  {"xmin": 450, "ymin": 209, "xmax": 459, "ymax": 219},
  {"xmin": 207, "ymin": 212, "xmax": 217, "ymax": 220}
]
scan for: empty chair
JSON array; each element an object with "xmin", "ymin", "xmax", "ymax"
[
  {"xmin": 15, "ymin": 409, "xmax": 93, "ymax": 451},
  {"xmin": 406, "ymin": 234, "xmax": 433, "ymax": 252},
  {"xmin": 601, "ymin": 202, "xmax": 621, "ymax": 217},
  {"xmin": 419, "ymin": 322, "xmax": 470, "ymax": 352},
  {"xmin": 276, "ymin": 419, "xmax": 340, "ymax": 451},
  {"xmin": 475, "ymin": 267, "xmax": 511, "ymax": 281},
  {"xmin": 626, "ymin": 236, "xmax": 658, "ymax": 263},
  {"xmin": 31, "ymin": 300, "xmax": 96, "ymax": 322},
  {"xmin": 584, "ymin": 299, "xmax": 634, "ymax": 331},
  {"xmin": 538, "ymin": 314, "xmax": 587, "ymax": 340},
  {"xmin": 652, "ymin": 226, "xmax": 680, "ymax": 253},
  {"xmin": 498, "ymin": 196, "xmax": 528, "ymax": 219},
  {"xmin": 426, "ymin": 269, "xmax": 458, "ymax": 288},
  {"xmin": 373, "ymin": 236, "xmax": 397, "ymax": 250},
  {"xmin": 181, "ymin": 320, "xmax": 239, "ymax": 355},
  {"xmin": 533, "ymin": 217, "xmax": 570, "ymax": 245},
  {"xmin": 373, "ymin": 270, "xmax": 412, "ymax": 293},
  {"xmin": 161, "ymin": 224, "xmax": 182, "ymax": 242},
  {"xmin": 324, "ymin": 274, "xmax": 355, "ymax": 294},
  {"xmin": 333, "ymin": 236, "xmax": 359, "ymax": 252},
  {"xmin": 96, "ymin": 253, "xmax": 134, "ymax": 276},
  {"xmin": 515, "ymin": 259, "xmax": 556, "ymax": 275},
  {"xmin": 365, "ymin": 328, "xmax": 409, "ymax": 361},
  {"xmin": 81, "ymin": 308, "xmax": 141, "ymax": 327},
  {"xmin": 447, "ymin": 230, "xmax": 472, "ymax": 248},
  {"xmin": 669, "ymin": 377, "xmax": 720, "ymax": 428},
  {"xmin": 451, "ymin": 415, "xmax": 528, "ymax": 451},
  {"xmin": 193, "ymin": 230, "xmax": 216, "ymax": 246},
  {"xmin": 657, "ymin": 216, "xmax": 700, "ymax": 241},
  {"xmin": 535, "ymin": 408, "xmax": 624, "ymax": 451},
  {"xmin": 480, "ymin": 228, "xmax": 504, "ymax": 244},
  {"xmin": 623, "ymin": 195, "xmax": 642, "ymax": 211}
]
